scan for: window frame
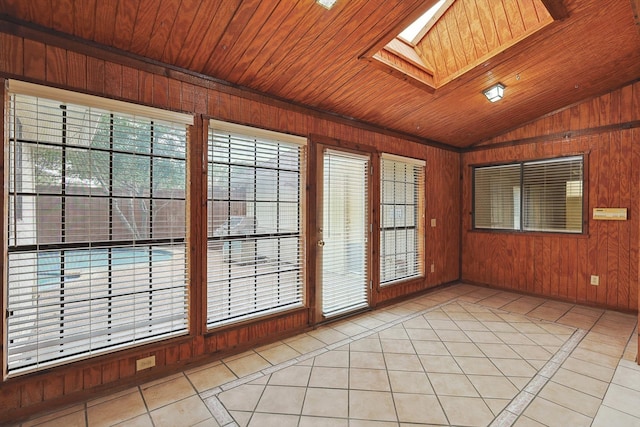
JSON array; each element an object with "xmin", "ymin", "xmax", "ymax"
[
  {"xmin": 4, "ymin": 81, "xmax": 192, "ymax": 376},
  {"xmin": 379, "ymin": 153, "xmax": 426, "ymax": 286},
  {"xmin": 205, "ymin": 120, "xmax": 307, "ymax": 329},
  {"xmin": 471, "ymin": 154, "xmax": 587, "ymax": 235}
]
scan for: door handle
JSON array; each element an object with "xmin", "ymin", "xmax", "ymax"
[{"xmin": 317, "ymin": 240, "xmax": 325, "ymax": 247}]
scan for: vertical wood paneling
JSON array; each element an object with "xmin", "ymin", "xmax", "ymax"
[
  {"xmin": 475, "ymin": 0, "xmax": 500, "ymax": 52},
  {"xmin": 101, "ymin": 361, "xmax": 120, "ymax": 384},
  {"xmin": 520, "ymin": 0, "xmax": 543, "ymax": 30},
  {"xmin": 0, "ymin": 33, "xmax": 23, "ymax": 76},
  {"xmin": 83, "ymin": 366, "xmax": 102, "ymax": 389},
  {"xmin": 104, "ymin": 62, "xmax": 122, "ymax": 99},
  {"xmin": 0, "ymin": 34, "xmax": 460, "ymax": 422},
  {"xmin": 23, "ymin": 39, "xmax": 46, "ymax": 81},
  {"xmin": 152, "ymin": 74, "xmax": 169, "ymax": 109},
  {"xmin": 86, "ymin": 57, "xmax": 105, "ymax": 94},
  {"xmin": 138, "ymin": 71, "xmax": 153, "ymax": 106},
  {"xmin": 66, "ymin": 51, "xmax": 86, "ymax": 90},
  {"xmin": 619, "ymin": 129, "xmax": 631, "ymax": 309},
  {"xmin": 503, "ymin": 0, "xmax": 526, "ymax": 35},
  {"xmin": 121, "ymin": 65, "xmax": 139, "ymax": 101},
  {"xmin": 463, "ymin": 82, "xmax": 639, "ymax": 312},
  {"xmin": 443, "ymin": 9, "xmax": 469, "ymax": 68},
  {"xmin": 43, "ymin": 376, "xmax": 65, "ymax": 401},
  {"xmin": 453, "ymin": 1, "xmax": 477, "ymax": 62}
]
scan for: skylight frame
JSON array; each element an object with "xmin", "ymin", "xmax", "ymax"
[{"xmin": 398, "ymin": 0, "xmax": 452, "ymax": 46}]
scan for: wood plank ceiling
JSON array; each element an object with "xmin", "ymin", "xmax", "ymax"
[{"xmin": 0, "ymin": 0, "xmax": 638, "ymax": 148}]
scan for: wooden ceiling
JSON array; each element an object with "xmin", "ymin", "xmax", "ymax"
[{"xmin": 0, "ymin": 0, "xmax": 639, "ymax": 148}]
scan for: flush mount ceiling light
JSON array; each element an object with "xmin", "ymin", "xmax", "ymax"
[
  {"xmin": 483, "ymin": 83, "xmax": 505, "ymax": 102},
  {"xmin": 316, "ymin": 0, "xmax": 338, "ymax": 9},
  {"xmin": 316, "ymin": 0, "xmax": 338, "ymax": 10}
]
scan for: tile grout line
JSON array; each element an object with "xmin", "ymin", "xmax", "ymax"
[
  {"xmin": 200, "ymin": 298, "xmax": 459, "ymax": 425},
  {"xmin": 489, "ymin": 327, "xmax": 588, "ymax": 427},
  {"xmin": 200, "ymin": 293, "xmax": 579, "ymax": 426}
]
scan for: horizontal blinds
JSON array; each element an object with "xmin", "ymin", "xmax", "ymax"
[
  {"xmin": 473, "ymin": 156, "xmax": 583, "ymax": 233},
  {"xmin": 207, "ymin": 124, "xmax": 304, "ymax": 327},
  {"xmin": 210, "ymin": 119, "xmax": 306, "ymax": 146},
  {"xmin": 473, "ymin": 164, "xmax": 521, "ymax": 230},
  {"xmin": 380, "ymin": 155, "xmax": 425, "ymax": 284},
  {"xmin": 322, "ymin": 149, "xmax": 369, "ymax": 317},
  {"xmin": 381, "ymin": 152, "xmax": 426, "ymax": 167},
  {"xmin": 9, "ymin": 80, "xmax": 193, "ymax": 125},
  {"xmin": 523, "ymin": 156, "xmax": 583, "ymax": 233},
  {"xmin": 7, "ymin": 91, "xmax": 188, "ymax": 374}
]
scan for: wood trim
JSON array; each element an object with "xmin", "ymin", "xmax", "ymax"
[
  {"xmin": 462, "ymin": 279, "xmax": 638, "ymax": 313},
  {"xmin": 365, "ymin": 54, "xmax": 436, "ymax": 93},
  {"xmin": 1, "ymin": 78, "xmax": 7, "ymax": 381},
  {"xmin": 465, "ymin": 120, "xmax": 640, "ymax": 152},
  {"xmin": 359, "ymin": 0, "xmax": 442, "ymax": 60},
  {"xmin": 306, "ymin": 139, "xmax": 318, "ymax": 325},
  {"xmin": 0, "ymin": 16, "xmax": 459, "ymax": 153},
  {"xmin": 370, "ymin": 152, "xmax": 381, "ymax": 308},
  {"xmin": 312, "ymin": 138, "xmax": 376, "ymax": 321},
  {"xmin": 188, "ymin": 115, "xmax": 206, "ymax": 336},
  {"xmin": 540, "ymin": 0, "xmax": 569, "ymax": 20}
]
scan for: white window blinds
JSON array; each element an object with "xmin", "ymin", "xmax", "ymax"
[
  {"xmin": 207, "ymin": 121, "xmax": 305, "ymax": 327},
  {"xmin": 473, "ymin": 164, "xmax": 521, "ymax": 230},
  {"xmin": 473, "ymin": 156, "xmax": 583, "ymax": 233},
  {"xmin": 6, "ymin": 83, "xmax": 189, "ymax": 374},
  {"xmin": 322, "ymin": 149, "xmax": 369, "ymax": 317},
  {"xmin": 380, "ymin": 154, "xmax": 425, "ymax": 284},
  {"xmin": 523, "ymin": 156, "xmax": 583, "ymax": 232}
]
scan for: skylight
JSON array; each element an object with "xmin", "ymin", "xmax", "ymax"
[{"xmin": 399, "ymin": 0, "xmax": 447, "ymax": 44}]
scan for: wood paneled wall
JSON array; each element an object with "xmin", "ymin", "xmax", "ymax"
[
  {"xmin": 0, "ymin": 31, "xmax": 460, "ymax": 421},
  {"xmin": 462, "ymin": 81, "xmax": 640, "ymax": 312}
]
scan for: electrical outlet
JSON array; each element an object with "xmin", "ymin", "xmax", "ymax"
[
  {"xmin": 430, "ymin": 218, "xmax": 436, "ymax": 227},
  {"xmin": 590, "ymin": 275, "xmax": 600, "ymax": 286},
  {"xmin": 136, "ymin": 355, "xmax": 156, "ymax": 371},
  {"xmin": 430, "ymin": 263, "xmax": 435, "ymax": 273}
]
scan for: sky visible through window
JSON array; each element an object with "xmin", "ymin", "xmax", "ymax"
[{"xmin": 399, "ymin": 0, "xmax": 447, "ymax": 43}]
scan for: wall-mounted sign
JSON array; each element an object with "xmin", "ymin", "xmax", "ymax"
[{"xmin": 592, "ymin": 208, "xmax": 627, "ymax": 220}]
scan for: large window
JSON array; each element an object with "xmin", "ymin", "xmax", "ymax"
[
  {"xmin": 380, "ymin": 154, "xmax": 425, "ymax": 284},
  {"xmin": 207, "ymin": 121, "xmax": 305, "ymax": 327},
  {"xmin": 473, "ymin": 155, "xmax": 584, "ymax": 233},
  {"xmin": 6, "ymin": 81, "xmax": 191, "ymax": 374}
]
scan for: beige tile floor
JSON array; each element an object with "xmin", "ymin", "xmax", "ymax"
[{"xmin": 12, "ymin": 283, "xmax": 640, "ymax": 427}]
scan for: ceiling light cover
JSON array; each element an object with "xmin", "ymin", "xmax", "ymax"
[
  {"xmin": 316, "ymin": 0, "xmax": 337, "ymax": 9},
  {"xmin": 483, "ymin": 83, "xmax": 505, "ymax": 102}
]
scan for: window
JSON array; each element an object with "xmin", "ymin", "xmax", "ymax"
[
  {"xmin": 207, "ymin": 121, "xmax": 305, "ymax": 327},
  {"xmin": 6, "ymin": 81, "xmax": 192, "ymax": 374},
  {"xmin": 380, "ymin": 154, "xmax": 425, "ymax": 284},
  {"xmin": 473, "ymin": 156, "xmax": 584, "ymax": 233}
]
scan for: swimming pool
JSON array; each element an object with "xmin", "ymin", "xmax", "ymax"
[{"xmin": 37, "ymin": 247, "xmax": 173, "ymax": 287}]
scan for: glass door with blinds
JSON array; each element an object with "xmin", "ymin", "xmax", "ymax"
[{"xmin": 319, "ymin": 148, "xmax": 370, "ymax": 318}]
